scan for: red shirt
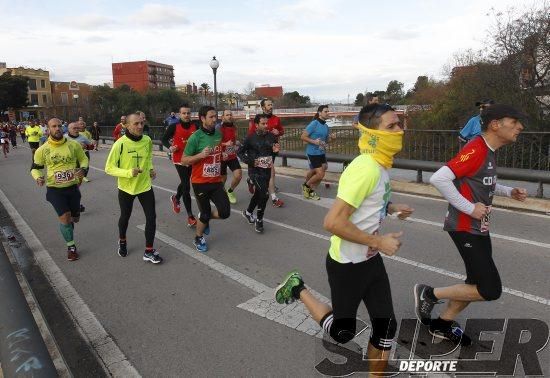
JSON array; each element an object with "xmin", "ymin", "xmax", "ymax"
[
  {"xmin": 248, "ymin": 114, "xmax": 284, "ymax": 140},
  {"xmin": 219, "ymin": 122, "xmax": 238, "ymax": 161},
  {"xmin": 172, "ymin": 122, "xmax": 198, "ymax": 164},
  {"xmin": 113, "ymin": 123, "xmax": 125, "ymax": 140}
]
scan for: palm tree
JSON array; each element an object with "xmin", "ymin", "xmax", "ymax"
[{"xmin": 200, "ymin": 83, "xmax": 210, "ymax": 95}]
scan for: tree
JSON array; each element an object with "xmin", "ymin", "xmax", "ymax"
[
  {"xmin": 200, "ymin": 83, "xmax": 210, "ymax": 94},
  {"xmin": 354, "ymin": 93, "xmax": 364, "ymax": 106},
  {"xmin": 276, "ymin": 91, "xmax": 311, "ymax": 108},
  {"xmin": 385, "ymin": 80, "xmax": 405, "ymax": 104},
  {"xmin": 0, "ymin": 73, "xmax": 29, "ymax": 113}
]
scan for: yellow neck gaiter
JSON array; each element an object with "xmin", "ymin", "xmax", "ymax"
[
  {"xmin": 357, "ymin": 122, "xmax": 403, "ymax": 169},
  {"xmin": 48, "ymin": 136, "xmax": 66, "ymax": 146}
]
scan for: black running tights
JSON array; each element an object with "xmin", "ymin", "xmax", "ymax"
[{"xmin": 118, "ymin": 188, "xmax": 156, "ymax": 247}]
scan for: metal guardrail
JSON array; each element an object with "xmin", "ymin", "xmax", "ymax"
[
  {"xmin": 99, "ymin": 135, "xmax": 549, "ymax": 197},
  {"xmin": 0, "ymin": 242, "xmax": 57, "ymax": 377}
]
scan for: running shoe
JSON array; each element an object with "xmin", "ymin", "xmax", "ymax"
[
  {"xmin": 272, "ymin": 198, "xmax": 284, "ymax": 207},
  {"xmin": 187, "ymin": 215, "xmax": 197, "ymax": 228},
  {"xmin": 275, "ymin": 270, "xmax": 304, "ymax": 304},
  {"xmin": 413, "ymin": 284, "xmax": 439, "ymax": 325},
  {"xmin": 143, "ymin": 249, "xmax": 163, "ymax": 264},
  {"xmin": 430, "ymin": 321, "xmax": 472, "ymax": 346},
  {"xmin": 255, "ymin": 219, "xmax": 264, "ymax": 233},
  {"xmin": 67, "ymin": 246, "xmax": 79, "ymax": 261},
  {"xmin": 193, "ymin": 236, "xmax": 208, "ymax": 253},
  {"xmin": 302, "ymin": 184, "xmax": 310, "ymax": 199},
  {"xmin": 170, "ymin": 195, "xmax": 181, "ymax": 214},
  {"xmin": 247, "ymin": 178, "xmax": 255, "ymax": 194},
  {"xmin": 308, "ymin": 190, "xmax": 321, "ymax": 201},
  {"xmin": 227, "ymin": 190, "xmax": 237, "ymax": 204},
  {"xmin": 242, "ymin": 210, "xmax": 255, "ymax": 224},
  {"xmin": 118, "ymin": 241, "xmax": 128, "ymax": 257},
  {"xmin": 82, "ymin": 177, "xmax": 90, "ymax": 183}
]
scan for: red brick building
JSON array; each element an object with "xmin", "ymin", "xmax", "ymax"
[
  {"xmin": 50, "ymin": 81, "xmax": 95, "ymax": 121},
  {"xmin": 112, "ymin": 60, "xmax": 175, "ymax": 93},
  {"xmin": 255, "ymin": 85, "xmax": 283, "ymax": 98}
]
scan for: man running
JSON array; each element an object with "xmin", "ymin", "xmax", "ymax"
[
  {"xmin": 25, "ymin": 120, "xmax": 43, "ymax": 158},
  {"xmin": 238, "ymin": 114, "xmax": 279, "ymax": 233},
  {"xmin": 105, "ymin": 113, "xmax": 163, "ymax": 264},
  {"xmin": 161, "ymin": 104, "xmax": 198, "ymax": 227},
  {"xmin": 301, "ymin": 105, "xmax": 334, "ymax": 200},
  {"xmin": 414, "ymin": 104, "xmax": 527, "ymax": 345},
  {"xmin": 275, "ymin": 103, "xmax": 413, "ymax": 376},
  {"xmin": 247, "ymin": 99, "xmax": 284, "ymax": 207},
  {"xmin": 31, "ymin": 118, "xmax": 88, "ymax": 261},
  {"xmin": 219, "ymin": 109, "xmax": 242, "ymax": 204},
  {"xmin": 65, "ymin": 122, "xmax": 94, "ymax": 185},
  {"xmin": 181, "ymin": 106, "xmax": 230, "ymax": 252},
  {"xmin": 113, "ymin": 115, "xmax": 126, "ymax": 141}
]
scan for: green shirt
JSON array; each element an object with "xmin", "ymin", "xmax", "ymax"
[
  {"xmin": 105, "ymin": 135, "xmax": 154, "ymax": 195},
  {"xmin": 184, "ymin": 128, "xmax": 223, "ymax": 184},
  {"xmin": 31, "ymin": 137, "xmax": 89, "ymax": 188}
]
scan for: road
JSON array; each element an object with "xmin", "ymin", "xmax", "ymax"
[{"xmin": 0, "ymin": 146, "xmax": 548, "ymax": 377}]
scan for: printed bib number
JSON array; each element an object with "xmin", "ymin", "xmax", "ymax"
[
  {"xmin": 254, "ymin": 156, "xmax": 272, "ymax": 169},
  {"xmin": 480, "ymin": 206, "xmax": 492, "ymax": 233},
  {"xmin": 202, "ymin": 163, "xmax": 221, "ymax": 177},
  {"xmin": 54, "ymin": 170, "xmax": 75, "ymax": 184}
]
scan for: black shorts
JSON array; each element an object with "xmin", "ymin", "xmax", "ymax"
[
  {"xmin": 221, "ymin": 158, "xmax": 241, "ymax": 176},
  {"xmin": 29, "ymin": 142, "xmax": 39, "ymax": 149},
  {"xmin": 307, "ymin": 154, "xmax": 327, "ymax": 169},
  {"xmin": 449, "ymin": 231, "xmax": 502, "ymax": 300},
  {"xmin": 191, "ymin": 182, "xmax": 231, "ymax": 223},
  {"xmin": 46, "ymin": 185, "xmax": 81, "ymax": 217},
  {"xmin": 326, "ymin": 253, "xmax": 396, "ymax": 348}
]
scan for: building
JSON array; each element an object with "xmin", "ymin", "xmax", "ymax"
[
  {"xmin": 254, "ymin": 85, "xmax": 283, "ymax": 99},
  {"xmin": 112, "ymin": 60, "xmax": 175, "ymax": 93},
  {"xmin": 0, "ymin": 64, "xmax": 52, "ymax": 120},
  {"xmin": 50, "ymin": 81, "xmax": 95, "ymax": 121},
  {"xmin": 175, "ymin": 82, "xmax": 198, "ymax": 94}
]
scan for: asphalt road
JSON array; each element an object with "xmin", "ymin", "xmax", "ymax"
[{"xmin": 0, "ymin": 146, "xmax": 548, "ymax": 377}]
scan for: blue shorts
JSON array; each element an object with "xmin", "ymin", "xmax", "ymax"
[{"xmin": 46, "ymin": 185, "xmax": 81, "ymax": 217}]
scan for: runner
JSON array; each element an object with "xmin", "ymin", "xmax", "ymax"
[
  {"xmin": 9, "ymin": 124, "xmax": 17, "ymax": 149},
  {"xmin": 30, "ymin": 118, "xmax": 88, "ymax": 261},
  {"xmin": 19, "ymin": 122, "xmax": 27, "ymax": 143},
  {"xmin": 275, "ymin": 103, "xmax": 413, "ymax": 376},
  {"xmin": 113, "ymin": 115, "xmax": 126, "ymax": 141},
  {"xmin": 238, "ymin": 114, "xmax": 279, "ymax": 233},
  {"xmin": 105, "ymin": 113, "xmax": 163, "ymax": 264},
  {"xmin": 247, "ymin": 99, "xmax": 284, "ymax": 207},
  {"xmin": 25, "ymin": 120, "xmax": 43, "ymax": 158},
  {"xmin": 219, "ymin": 109, "xmax": 242, "ymax": 204},
  {"xmin": 1, "ymin": 125, "xmax": 9, "ymax": 158},
  {"xmin": 161, "ymin": 104, "xmax": 198, "ymax": 227},
  {"xmin": 65, "ymin": 122, "xmax": 94, "ymax": 186},
  {"xmin": 181, "ymin": 105, "xmax": 230, "ymax": 252},
  {"xmin": 300, "ymin": 105, "xmax": 335, "ymax": 200},
  {"xmin": 414, "ymin": 104, "xmax": 527, "ymax": 346},
  {"xmin": 90, "ymin": 121, "xmax": 100, "ymax": 151}
]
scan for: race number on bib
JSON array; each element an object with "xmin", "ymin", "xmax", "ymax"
[
  {"xmin": 202, "ymin": 163, "xmax": 221, "ymax": 177},
  {"xmin": 54, "ymin": 169, "xmax": 75, "ymax": 184},
  {"xmin": 254, "ymin": 156, "xmax": 272, "ymax": 169}
]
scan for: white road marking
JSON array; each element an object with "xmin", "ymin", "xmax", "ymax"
[
  {"xmin": 91, "ymin": 165, "xmax": 549, "ymax": 305},
  {"xmin": 281, "ymin": 192, "xmax": 550, "ymax": 249},
  {"xmin": 0, "ymin": 188, "xmax": 140, "ymax": 377}
]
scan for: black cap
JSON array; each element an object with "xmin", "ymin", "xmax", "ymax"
[
  {"xmin": 475, "ymin": 98, "xmax": 495, "ymax": 107},
  {"xmin": 481, "ymin": 104, "xmax": 527, "ymax": 126}
]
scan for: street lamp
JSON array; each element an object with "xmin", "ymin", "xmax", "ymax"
[
  {"xmin": 72, "ymin": 93, "xmax": 79, "ymax": 119},
  {"xmin": 209, "ymin": 56, "xmax": 219, "ymax": 110}
]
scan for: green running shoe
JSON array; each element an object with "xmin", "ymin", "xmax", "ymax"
[
  {"xmin": 227, "ymin": 189, "xmax": 237, "ymax": 204},
  {"xmin": 275, "ymin": 270, "xmax": 304, "ymax": 304},
  {"xmin": 302, "ymin": 184, "xmax": 310, "ymax": 199},
  {"xmin": 308, "ymin": 190, "xmax": 321, "ymax": 201}
]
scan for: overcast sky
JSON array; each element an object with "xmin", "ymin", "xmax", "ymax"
[{"xmin": 2, "ymin": 0, "xmax": 526, "ymax": 102}]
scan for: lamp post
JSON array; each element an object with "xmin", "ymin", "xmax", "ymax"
[
  {"xmin": 209, "ymin": 56, "xmax": 219, "ymax": 110},
  {"xmin": 72, "ymin": 93, "xmax": 79, "ymax": 119}
]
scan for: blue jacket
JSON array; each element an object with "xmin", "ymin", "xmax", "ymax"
[{"xmin": 459, "ymin": 115, "xmax": 482, "ymax": 142}]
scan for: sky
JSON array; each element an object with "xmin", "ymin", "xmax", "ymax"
[{"xmin": 1, "ymin": 0, "xmax": 528, "ymax": 102}]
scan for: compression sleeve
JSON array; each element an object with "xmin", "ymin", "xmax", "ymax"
[
  {"xmin": 495, "ymin": 183, "xmax": 513, "ymax": 197},
  {"xmin": 430, "ymin": 166, "xmax": 475, "ymax": 215}
]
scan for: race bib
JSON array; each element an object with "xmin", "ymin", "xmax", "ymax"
[
  {"xmin": 54, "ymin": 169, "xmax": 75, "ymax": 184},
  {"xmin": 202, "ymin": 163, "xmax": 221, "ymax": 177},
  {"xmin": 254, "ymin": 156, "xmax": 273, "ymax": 169},
  {"xmin": 480, "ymin": 206, "xmax": 492, "ymax": 232}
]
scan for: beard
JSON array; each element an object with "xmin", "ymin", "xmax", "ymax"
[{"xmin": 51, "ymin": 131, "xmax": 63, "ymax": 140}]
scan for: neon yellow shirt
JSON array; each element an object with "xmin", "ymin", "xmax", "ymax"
[
  {"xmin": 105, "ymin": 135, "xmax": 154, "ymax": 195},
  {"xmin": 31, "ymin": 137, "xmax": 88, "ymax": 188},
  {"xmin": 25, "ymin": 125, "xmax": 43, "ymax": 142},
  {"xmin": 329, "ymin": 154, "xmax": 392, "ymax": 264}
]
